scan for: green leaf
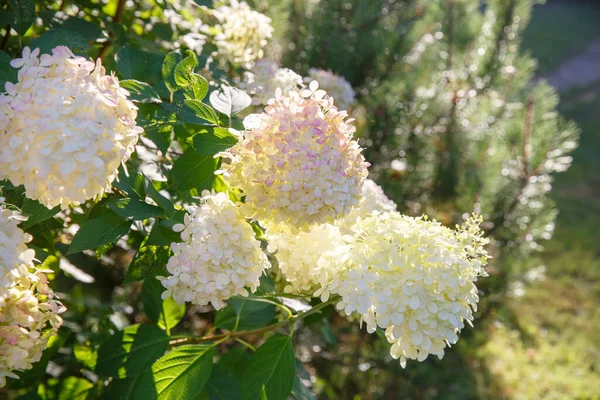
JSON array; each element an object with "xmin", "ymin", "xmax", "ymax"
[
  {"xmin": 209, "ymin": 86, "xmax": 252, "ymax": 116},
  {"xmin": 192, "ymin": 0, "xmax": 213, "ymax": 6},
  {"xmin": 19, "ymin": 198, "xmax": 60, "ymax": 230},
  {"xmin": 114, "ymin": 170, "xmax": 145, "ymax": 199},
  {"xmin": 120, "ymin": 80, "xmax": 162, "ymax": 103},
  {"xmin": 219, "ymin": 347, "xmax": 250, "ymax": 381},
  {"xmin": 74, "ymin": 343, "xmax": 98, "ymax": 370},
  {"xmin": 51, "ymin": 16, "xmax": 104, "ymax": 41},
  {"xmin": 161, "ymin": 102, "xmax": 214, "ymax": 125},
  {"xmin": 95, "ymin": 324, "xmax": 170, "ymax": 378},
  {"xmin": 162, "ymin": 51, "xmax": 183, "ymax": 93},
  {"xmin": 147, "ymin": 223, "xmax": 182, "ymax": 247},
  {"xmin": 201, "ymin": 365, "xmax": 241, "ymax": 400},
  {"xmin": 291, "ymin": 361, "xmax": 316, "ymax": 400},
  {"xmin": 115, "ymin": 46, "xmax": 148, "ymax": 79},
  {"xmin": 184, "ymin": 100, "xmax": 219, "ymax": 125},
  {"xmin": 241, "ymin": 334, "xmax": 296, "ymax": 400},
  {"xmin": 138, "ymin": 344, "xmax": 215, "ymax": 400},
  {"xmin": 107, "ymin": 198, "xmax": 166, "ymax": 220},
  {"xmin": 30, "ymin": 29, "xmax": 90, "ymax": 55},
  {"xmin": 67, "ymin": 211, "xmax": 132, "ymax": 255},
  {"xmin": 143, "ymin": 176, "xmax": 175, "ymax": 217},
  {"xmin": 192, "ymin": 127, "xmax": 238, "ymax": 156},
  {"xmin": 0, "ymin": 51, "xmax": 17, "ymax": 88},
  {"xmin": 8, "ymin": 0, "xmax": 35, "ymax": 35},
  {"xmin": 174, "ymin": 53, "xmax": 199, "ymax": 87},
  {"xmin": 124, "ymin": 240, "xmax": 170, "ymax": 283},
  {"xmin": 215, "ymin": 298, "xmax": 275, "ymax": 331},
  {"xmin": 142, "ymin": 278, "xmax": 185, "ymax": 332},
  {"xmin": 55, "ymin": 377, "xmax": 95, "ymax": 400},
  {"xmin": 170, "ymin": 150, "xmax": 218, "ymax": 191},
  {"xmin": 102, "ymin": 371, "xmax": 155, "ymax": 399}
]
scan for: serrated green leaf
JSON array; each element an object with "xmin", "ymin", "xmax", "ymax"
[
  {"xmin": 161, "ymin": 101, "xmax": 214, "ymax": 125},
  {"xmin": 174, "ymin": 53, "xmax": 199, "ymax": 87},
  {"xmin": 143, "ymin": 176, "xmax": 175, "ymax": 217},
  {"xmin": 147, "ymin": 223, "xmax": 182, "ymax": 246},
  {"xmin": 9, "ymin": 0, "xmax": 35, "ymax": 35},
  {"xmin": 124, "ymin": 240, "xmax": 170, "ymax": 283},
  {"xmin": 241, "ymin": 334, "xmax": 296, "ymax": 400},
  {"xmin": 115, "ymin": 46, "xmax": 147, "ymax": 79},
  {"xmin": 95, "ymin": 324, "xmax": 170, "ymax": 378},
  {"xmin": 114, "ymin": 170, "xmax": 146, "ymax": 199},
  {"xmin": 107, "ymin": 198, "xmax": 166, "ymax": 220},
  {"xmin": 55, "ymin": 377, "xmax": 95, "ymax": 400},
  {"xmin": 133, "ymin": 344, "xmax": 215, "ymax": 400},
  {"xmin": 30, "ymin": 29, "xmax": 90, "ymax": 54},
  {"xmin": 219, "ymin": 347, "xmax": 250, "ymax": 381},
  {"xmin": 67, "ymin": 211, "xmax": 132, "ymax": 255},
  {"xmin": 142, "ymin": 278, "xmax": 185, "ymax": 332},
  {"xmin": 19, "ymin": 198, "xmax": 60, "ymax": 230},
  {"xmin": 162, "ymin": 51, "xmax": 183, "ymax": 93},
  {"xmin": 102, "ymin": 371, "xmax": 155, "ymax": 399},
  {"xmin": 201, "ymin": 365, "xmax": 241, "ymax": 400},
  {"xmin": 192, "ymin": 127, "xmax": 237, "ymax": 156},
  {"xmin": 215, "ymin": 297, "xmax": 275, "ymax": 331},
  {"xmin": 184, "ymin": 100, "xmax": 219, "ymax": 125},
  {"xmin": 170, "ymin": 150, "xmax": 218, "ymax": 191},
  {"xmin": 209, "ymin": 86, "xmax": 252, "ymax": 116},
  {"xmin": 74, "ymin": 343, "xmax": 98, "ymax": 370},
  {"xmin": 120, "ymin": 80, "xmax": 162, "ymax": 103},
  {"xmin": 0, "ymin": 56, "xmax": 17, "ymax": 88}
]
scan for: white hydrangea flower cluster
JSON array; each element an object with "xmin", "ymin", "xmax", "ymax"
[
  {"xmin": 238, "ymin": 59, "xmax": 303, "ymax": 106},
  {"xmin": 322, "ymin": 213, "xmax": 489, "ymax": 367},
  {"xmin": 0, "ymin": 46, "xmax": 142, "ymax": 209},
  {"xmin": 212, "ymin": 0, "xmax": 273, "ymax": 67},
  {"xmin": 0, "ymin": 209, "xmax": 34, "ymax": 287},
  {"xmin": 158, "ymin": 191, "xmax": 271, "ymax": 310},
  {"xmin": 337, "ymin": 179, "xmax": 397, "ymax": 232},
  {"xmin": 270, "ymin": 179, "xmax": 394, "ymax": 295},
  {"xmin": 268, "ymin": 223, "xmax": 347, "ymax": 294},
  {"xmin": 0, "ymin": 210, "xmax": 65, "ymax": 388},
  {"xmin": 305, "ymin": 68, "xmax": 356, "ymax": 111},
  {"xmin": 218, "ymin": 83, "xmax": 369, "ymax": 232}
]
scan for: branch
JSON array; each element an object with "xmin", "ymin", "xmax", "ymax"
[
  {"xmin": 170, "ymin": 296, "xmax": 339, "ymax": 346},
  {"xmin": 1, "ymin": 24, "xmax": 10, "ymax": 51},
  {"xmin": 98, "ymin": 0, "xmax": 127, "ymax": 59}
]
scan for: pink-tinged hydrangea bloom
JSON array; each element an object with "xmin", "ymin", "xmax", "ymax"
[
  {"xmin": 159, "ymin": 191, "xmax": 270, "ymax": 310},
  {"xmin": 238, "ymin": 59, "xmax": 303, "ymax": 106},
  {"xmin": 305, "ymin": 68, "xmax": 355, "ymax": 111},
  {"xmin": 213, "ymin": 0, "xmax": 273, "ymax": 68},
  {"xmin": 0, "ymin": 46, "xmax": 142, "ymax": 209},
  {"xmin": 219, "ymin": 83, "xmax": 369, "ymax": 232},
  {"xmin": 321, "ymin": 213, "xmax": 489, "ymax": 368},
  {"xmin": 0, "ymin": 210, "xmax": 65, "ymax": 388}
]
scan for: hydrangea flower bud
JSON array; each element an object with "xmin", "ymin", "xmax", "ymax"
[
  {"xmin": 238, "ymin": 59, "xmax": 303, "ymax": 106},
  {"xmin": 159, "ymin": 191, "xmax": 271, "ymax": 310},
  {"xmin": 305, "ymin": 68, "xmax": 355, "ymax": 111},
  {"xmin": 323, "ymin": 212, "xmax": 489, "ymax": 367},
  {"xmin": 213, "ymin": 1, "xmax": 273, "ymax": 68},
  {"xmin": 0, "ymin": 46, "xmax": 142, "ymax": 209},
  {"xmin": 0, "ymin": 210, "xmax": 65, "ymax": 387},
  {"xmin": 219, "ymin": 83, "xmax": 369, "ymax": 232}
]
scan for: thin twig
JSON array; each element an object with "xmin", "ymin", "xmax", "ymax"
[
  {"xmin": 169, "ymin": 296, "xmax": 338, "ymax": 346},
  {"xmin": 1, "ymin": 25, "xmax": 11, "ymax": 51}
]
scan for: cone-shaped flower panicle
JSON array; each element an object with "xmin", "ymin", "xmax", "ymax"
[
  {"xmin": 305, "ymin": 68, "xmax": 355, "ymax": 111},
  {"xmin": 213, "ymin": 0, "xmax": 273, "ymax": 67},
  {"xmin": 0, "ymin": 46, "xmax": 142, "ymax": 209},
  {"xmin": 322, "ymin": 212, "xmax": 489, "ymax": 367},
  {"xmin": 219, "ymin": 83, "xmax": 369, "ymax": 232},
  {"xmin": 337, "ymin": 178, "xmax": 397, "ymax": 232},
  {"xmin": 159, "ymin": 191, "xmax": 271, "ymax": 310},
  {"xmin": 0, "ymin": 210, "xmax": 65, "ymax": 387},
  {"xmin": 238, "ymin": 59, "xmax": 303, "ymax": 106}
]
